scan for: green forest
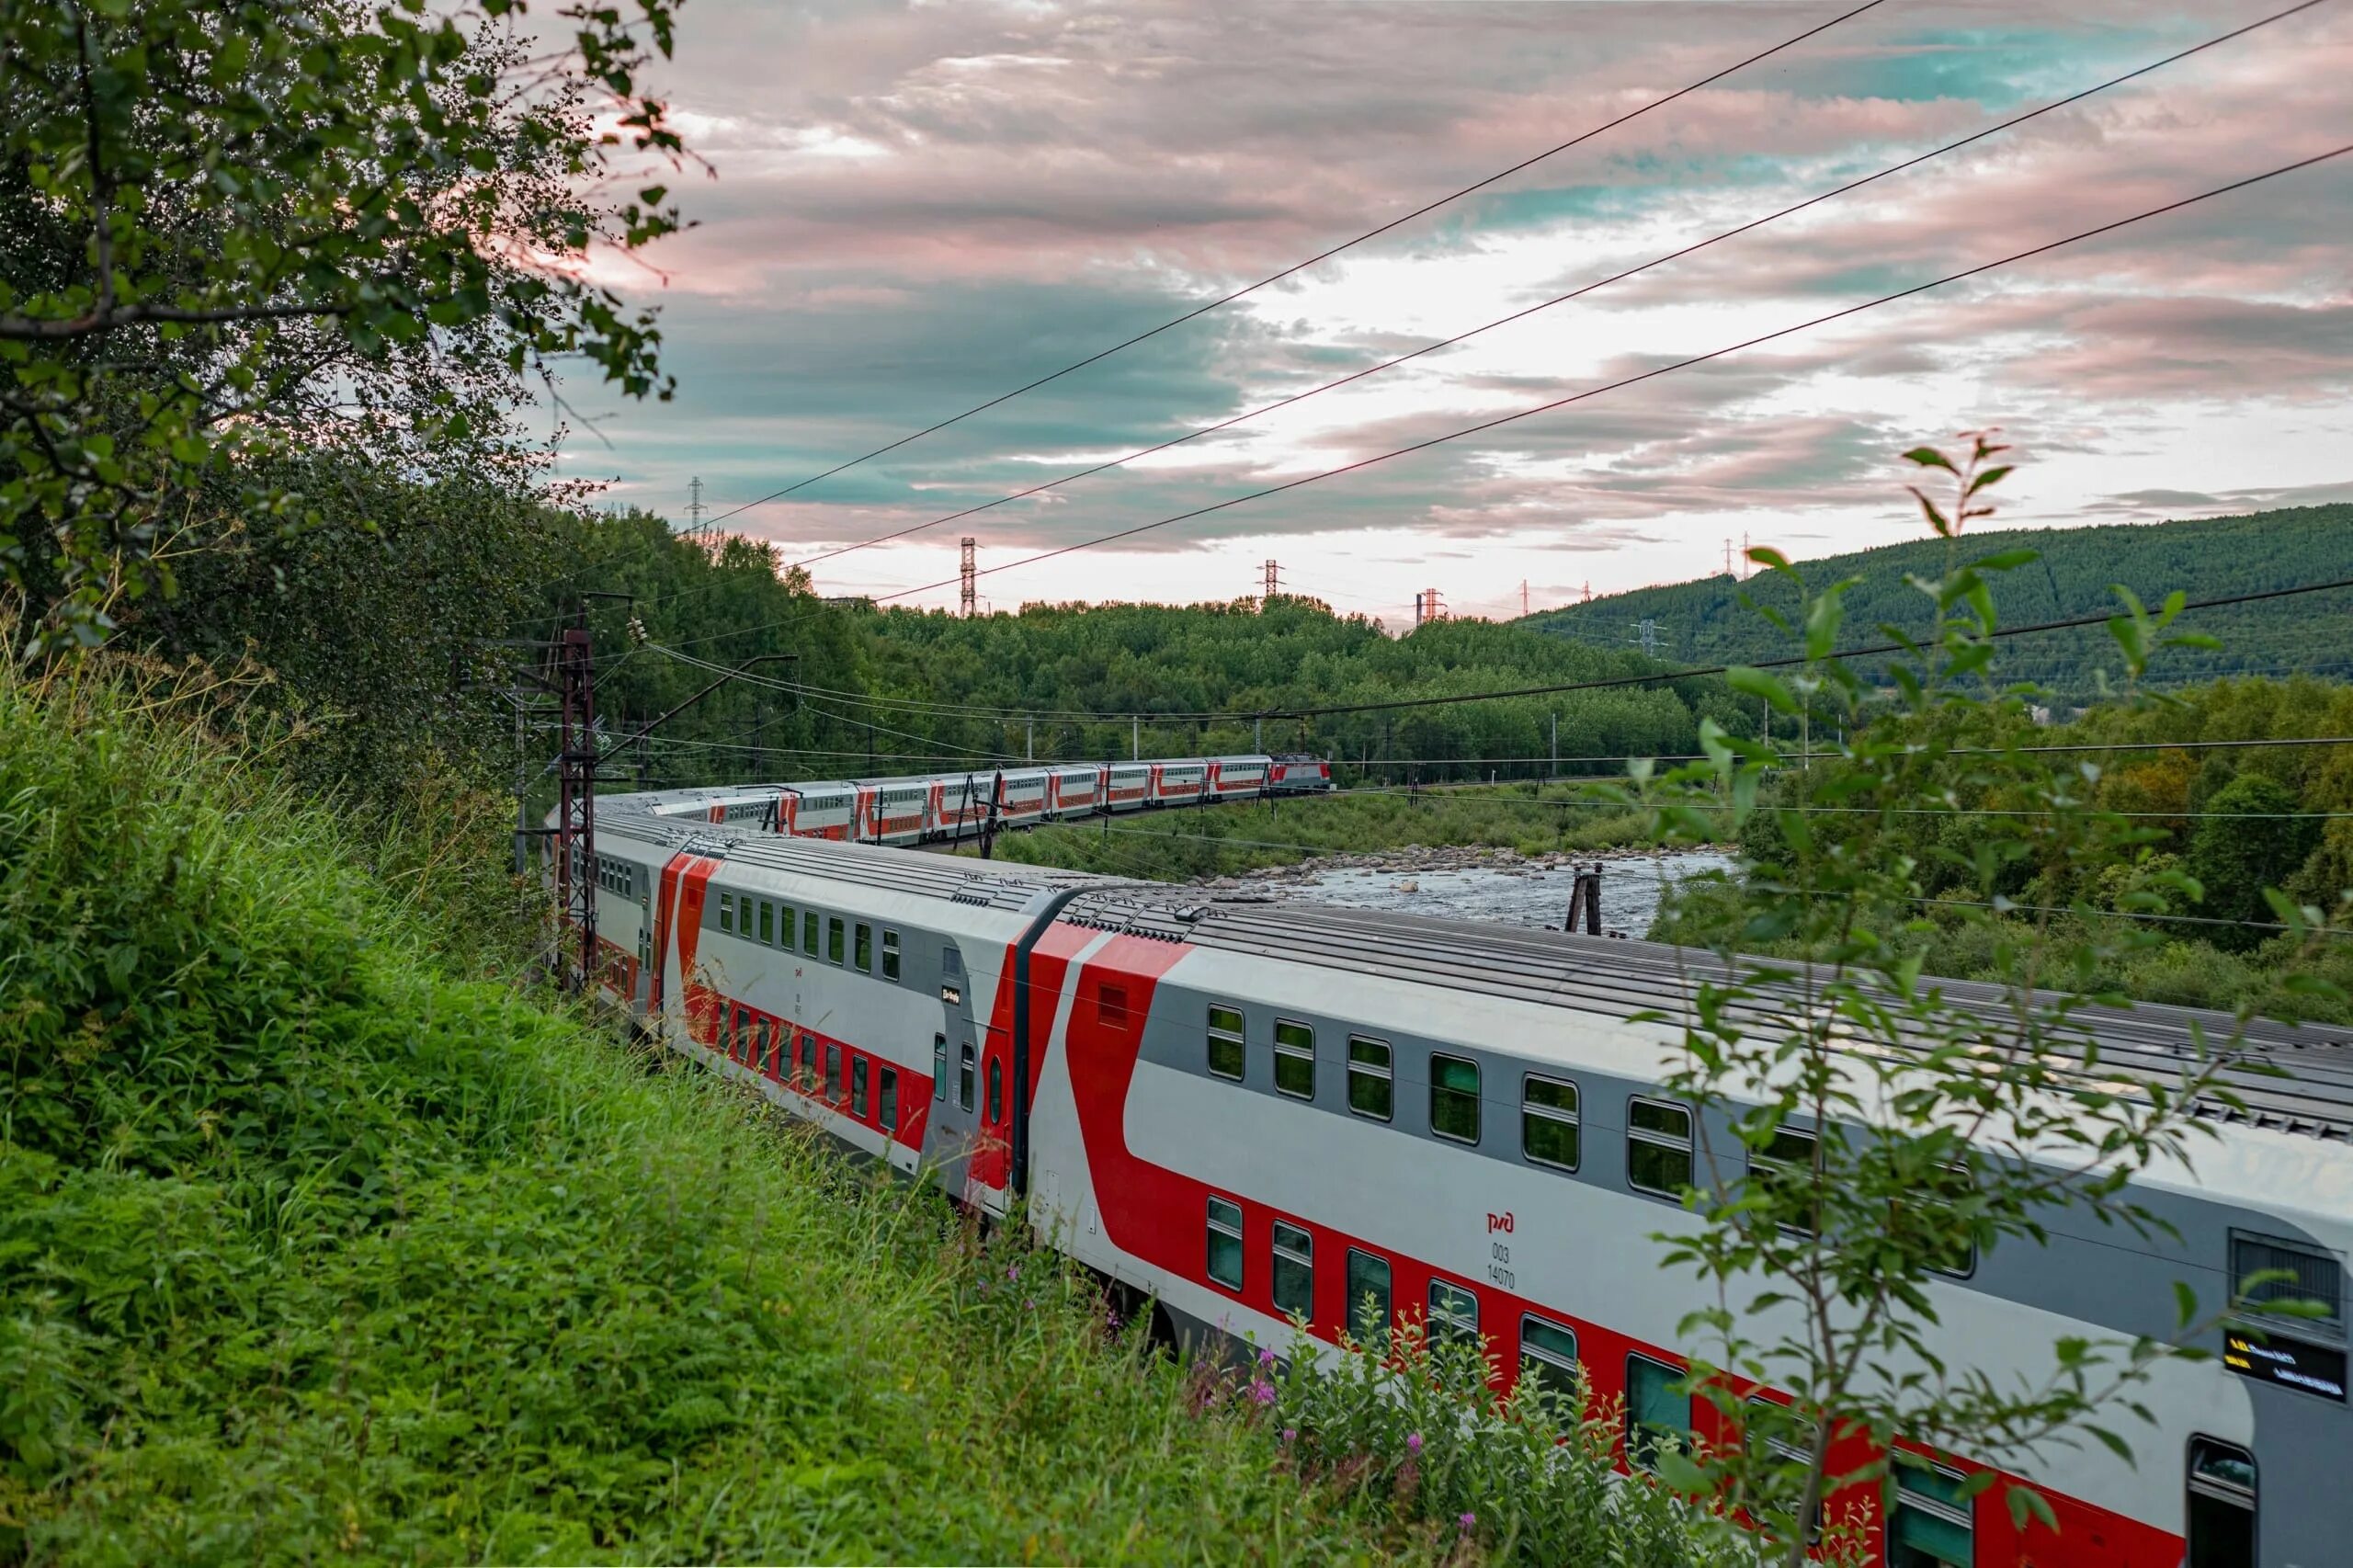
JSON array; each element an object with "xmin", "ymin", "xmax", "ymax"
[{"xmin": 1526, "ymin": 504, "xmax": 2353, "ymax": 697}]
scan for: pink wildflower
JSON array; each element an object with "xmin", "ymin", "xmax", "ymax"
[
  {"xmin": 1257, "ymin": 1346, "xmax": 1276, "ymax": 1367},
  {"xmin": 1459, "ymin": 1512, "xmax": 1475, "ymax": 1532},
  {"xmin": 1250, "ymin": 1380, "xmax": 1277, "ymax": 1405},
  {"xmin": 1405, "ymin": 1432, "xmax": 1423, "ymax": 1456}
]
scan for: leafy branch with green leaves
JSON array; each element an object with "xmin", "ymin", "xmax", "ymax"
[
  {"xmin": 1603, "ymin": 434, "xmax": 2343, "ymax": 1561},
  {"xmin": 0, "ymin": 0, "xmax": 695, "ymax": 650}
]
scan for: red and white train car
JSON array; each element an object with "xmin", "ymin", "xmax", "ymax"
[
  {"xmin": 1103, "ymin": 763, "xmax": 1153, "ymax": 812},
  {"xmin": 1205, "ymin": 755, "xmax": 1269, "ymax": 799},
  {"xmin": 855, "ymin": 778, "xmax": 931, "ymax": 846},
  {"xmin": 1048, "ymin": 764, "xmax": 1101, "ymax": 820},
  {"xmin": 585, "ymin": 818, "xmax": 2346, "ymax": 1568},
  {"xmin": 781, "ymin": 782, "xmax": 856, "ymax": 840},
  {"xmin": 1150, "ymin": 758, "xmax": 1209, "ymax": 805}
]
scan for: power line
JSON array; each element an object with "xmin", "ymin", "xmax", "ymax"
[
  {"xmin": 783, "ymin": 0, "xmax": 2327, "ymax": 573},
  {"xmin": 1261, "ymin": 574, "xmax": 2353, "ymax": 721},
  {"xmin": 699, "ymin": 0, "xmax": 1893, "ymax": 532},
  {"xmin": 689, "ymin": 570, "xmax": 2353, "ymax": 732},
  {"xmin": 679, "ymin": 143, "xmax": 2353, "ymax": 646}
]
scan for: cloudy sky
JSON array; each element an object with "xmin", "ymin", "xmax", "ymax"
[{"xmin": 565, "ymin": 0, "xmax": 2353, "ymax": 624}]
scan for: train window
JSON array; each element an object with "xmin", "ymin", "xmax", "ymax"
[
  {"xmin": 828, "ymin": 917, "xmax": 846, "ymax": 965},
  {"xmin": 987, "ymin": 1059, "xmax": 1004, "ymax": 1124},
  {"xmin": 2232, "ymin": 1231, "xmax": 2343, "ymax": 1329},
  {"xmin": 881, "ymin": 929, "xmax": 901, "ymax": 982},
  {"xmin": 826, "ymin": 1040, "xmax": 842, "ymax": 1099},
  {"xmin": 1271, "ymin": 1221, "xmax": 1313, "ymax": 1322},
  {"xmin": 943, "ymin": 946, "xmax": 962, "ymax": 978},
  {"xmin": 934, "ymin": 1034, "xmax": 948, "ymax": 1101},
  {"xmin": 1893, "ymin": 1162, "xmax": 1980, "ymax": 1279},
  {"xmin": 1347, "ymin": 1037, "xmax": 1392, "ymax": 1121},
  {"xmin": 756, "ymin": 1019, "xmax": 774, "ymax": 1075},
  {"xmin": 797, "ymin": 1033, "xmax": 813, "ymax": 1087},
  {"xmin": 1749, "ymin": 1126, "xmax": 1821, "ymax": 1234},
  {"xmin": 1888, "ymin": 1460, "xmax": 1972, "ymax": 1568},
  {"xmin": 855, "ymin": 922, "xmax": 872, "ymax": 972},
  {"xmin": 1427, "ymin": 1278, "xmax": 1480, "ymax": 1358},
  {"xmin": 852, "ymin": 1058, "xmax": 869, "ymax": 1118},
  {"xmin": 960, "ymin": 1041, "xmax": 975, "ymax": 1111},
  {"xmin": 1627, "ymin": 1097, "xmax": 1695, "ymax": 1199},
  {"xmin": 2186, "ymin": 1437, "xmax": 2256, "ymax": 1568},
  {"xmin": 757, "ymin": 902, "xmax": 772, "ymax": 945},
  {"xmin": 1273, "ymin": 1020, "xmax": 1315, "ymax": 1099},
  {"xmin": 1746, "ymin": 1398, "xmax": 1822, "ymax": 1541},
  {"xmin": 718, "ymin": 892, "xmax": 733, "ymax": 933},
  {"xmin": 1522, "ymin": 1074, "xmax": 1579, "ymax": 1171},
  {"xmin": 777, "ymin": 903, "xmax": 793, "ymax": 946},
  {"xmin": 1625, "ymin": 1356, "xmax": 1690, "ymax": 1473},
  {"xmin": 1518, "ymin": 1315, "xmax": 1579, "ymax": 1406},
  {"xmin": 1207, "ymin": 1004, "xmax": 1245, "ymax": 1081},
  {"xmin": 1429, "ymin": 1053, "xmax": 1481, "ymax": 1144},
  {"xmin": 1345, "ymin": 1249, "xmax": 1392, "ymax": 1344},
  {"xmin": 1205, "ymin": 1197, "xmax": 1244, "ymax": 1291},
  {"xmin": 880, "ymin": 1068, "xmax": 898, "ymax": 1134},
  {"xmin": 802, "ymin": 909, "xmax": 818, "ymax": 957}
]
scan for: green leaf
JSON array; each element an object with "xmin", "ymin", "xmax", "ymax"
[{"xmin": 1903, "ymin": 447, "xmax": 1958, "ymax": 472}]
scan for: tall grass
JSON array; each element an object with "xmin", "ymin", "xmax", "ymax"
[{"xmin": 0, "ymin": 664, "xmax": 1445, "ymax": 1563}]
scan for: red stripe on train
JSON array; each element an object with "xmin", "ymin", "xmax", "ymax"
[{"xmin": 1055, "ymin": 934, "xmax": 2176, "ymax": 1567}]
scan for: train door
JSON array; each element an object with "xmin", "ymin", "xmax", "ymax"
[
  {"xmin": 634, "ymin": 878, "xmax": 654, "ymax": 1010},
  {"xmin": 974, "ymin": 1020, "xmax": 1012, "ymax": 1209},
  {"xmin": 927, "ymin": 944, "xmax": 987, "ymax": 1204}
]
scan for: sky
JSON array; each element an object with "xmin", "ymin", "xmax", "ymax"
[{"xmin": 560, "ymin": 0, "xmax": 2353, "ymax": 626}]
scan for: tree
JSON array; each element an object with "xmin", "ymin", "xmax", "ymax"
[
  {"xmin": 1, "ymin": 0, "xmax": 691, "ymax": 651},
  {"xmin": 2189, "ymin": 773, "xmax": 2322, "ymax": 950},
  {"xmin": 1611, "ymin": 434, "xmax": 2340, "ymax": 1559}
]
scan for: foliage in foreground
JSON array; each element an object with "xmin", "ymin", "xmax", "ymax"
[
  {"xmin": 1614, "ymin": 436, "xmax": 2342, "ymax": 1557},
  {"xmin": 0, "ymin": 665, "xmax": 1430, "ymax": 1564},
  {"xmin": 1267, "ymin": 1318, "xmax": 1755, "ymax": 1568}
]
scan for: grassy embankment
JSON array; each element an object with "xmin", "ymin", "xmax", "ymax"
[{"xmin": 0, "ymin": 667, "xmax": 1467, "ymax": 1563}]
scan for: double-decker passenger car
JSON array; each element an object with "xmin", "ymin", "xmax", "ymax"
[{"xmin": 568, "ymin": 814, "xmax": 2347, "ymax": 1568}]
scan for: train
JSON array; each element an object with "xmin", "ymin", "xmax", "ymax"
[
  {"xmin": 628, "ymin": 752, "xmax": 1332, "ymax": 845},
  {"xmin": 558, "ymin": 785, "xmax": 2347, "ymax": 1568}
]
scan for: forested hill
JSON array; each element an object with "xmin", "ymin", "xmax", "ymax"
[
  {"xmin": 844, "ymin": 597, "xmax": 1755, "ymax": 778},
  {"xmin": 1525, "ymin": 505, "xmax": 2353, "ymax": 694}
]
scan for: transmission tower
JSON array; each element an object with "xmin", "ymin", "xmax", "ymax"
[
  {"xmin": 960, "ymin": 537, "xmax": 977, "ymax": 617},
  {"xmin": 1628, "ymin": 618, "xmax": 1669, "ymax": 659},
  {"xmin": 1262, "ymin": 558, "xmax": 1281, "ymax": 604},
  {"xmin": 1415, "ymin": 588, "xmax": 1444, "ymax": 627},
  {"xmin": 686, "ymin": 475, "xmax": 706, "ymax": 538}
]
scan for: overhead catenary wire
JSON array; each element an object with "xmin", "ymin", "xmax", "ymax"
[
  {"xmin": 787, "ymin": 0, "xmax": 2330, "ymax": 573},
  {"xmin": 698, "ymin": 0, "xmax": 1893, "ymax": 532},
  {"xmin": 673, "ymin": 143, "xmax": 2353, "ymax": 652}
]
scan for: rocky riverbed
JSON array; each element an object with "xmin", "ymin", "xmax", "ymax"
[{"xmin": 1194, "ymin": 844, "xmax": 1739, "ymax": 937}]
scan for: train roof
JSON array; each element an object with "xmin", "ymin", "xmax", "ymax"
[
  {"xmin": 1057, "ymin": 885, "xmax": 2353, "ymax": 1144},
  {"xmin": 721, "ymin": 832, "xmax": 1123, "ymax": 911}
]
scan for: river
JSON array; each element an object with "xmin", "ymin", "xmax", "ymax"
[{"xmin": 1229, "ymin": 847, "xmax": 1737, "ymax": 937}]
